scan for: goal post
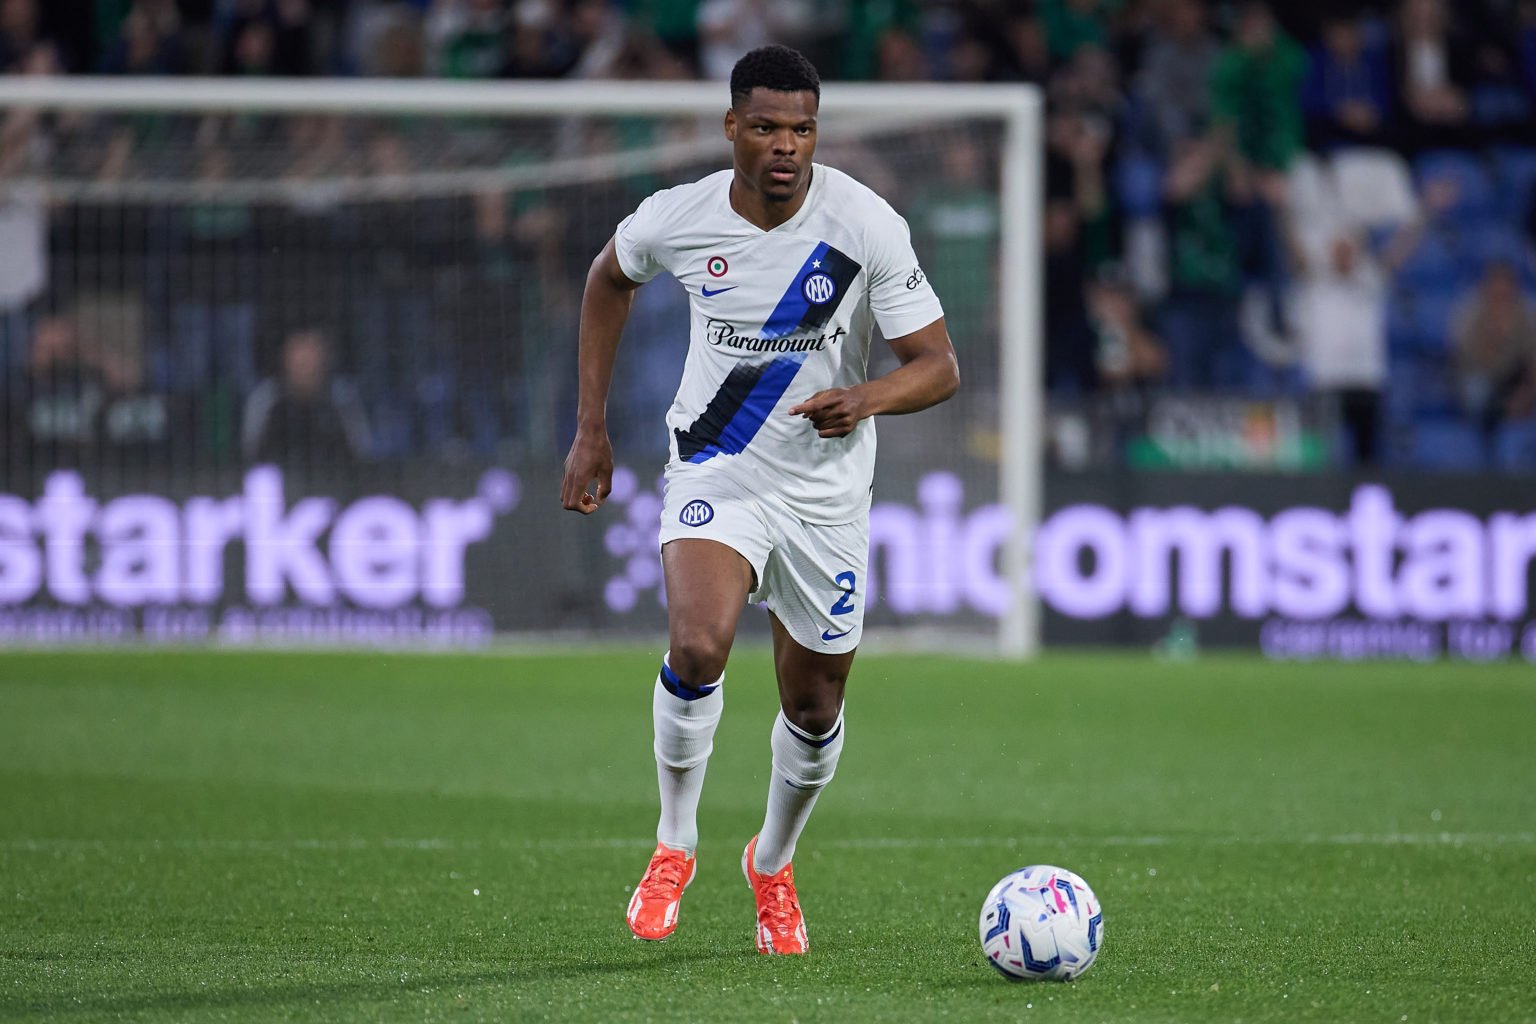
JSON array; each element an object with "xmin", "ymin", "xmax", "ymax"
[{"xmin": 0, "ymin": 76, "xmax": 1043, "ymax": 658}]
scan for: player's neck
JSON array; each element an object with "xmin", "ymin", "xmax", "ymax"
[{"xmin": 729, "ymin": 169, "xmax": 813, "ymax": 231}]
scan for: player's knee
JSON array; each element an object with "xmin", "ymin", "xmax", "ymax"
[
  {"xmin": 782, "ymin": 692, "xmax": 843, "ymax": 737},
  {"xmin": 668, "ymin": 630, "xmax": 730, "ymax": 686}
]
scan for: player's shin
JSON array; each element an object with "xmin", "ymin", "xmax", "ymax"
[
  {"xmin": 652, "ymin": 656, "xmax": 724, "ymax": 854},
  {"xmin": 753, "ymin": 708, "xmax": 844, "ymax": 875}
]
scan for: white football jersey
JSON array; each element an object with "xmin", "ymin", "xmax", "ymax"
[{"xmin": 614, "ymin": 164, "xmax": 944, "ymax": 525}]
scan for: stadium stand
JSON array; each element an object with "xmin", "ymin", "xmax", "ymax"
[{"xmin": 2, "ymin": 0, "xmax": 1535, "ymax": 471}]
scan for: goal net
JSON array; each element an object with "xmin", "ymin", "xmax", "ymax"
[{"xmin": 0, "ymin": 78, "xmax": 1041, "ymax": 656}]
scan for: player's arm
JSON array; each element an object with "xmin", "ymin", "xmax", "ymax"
[
  {"xmin": 560, "ymin": 237, "xmax": 642, "ymax": 514},
  {"xmin": 788, "ymin": 317, "xmax": 959, "ymax": 439}
]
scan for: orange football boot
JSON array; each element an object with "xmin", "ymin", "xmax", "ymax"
[
  {"xmin": 741, "ymin": 834, "xmax": 809, "ymax": 954},
  {"xmin": 626, "ymin": 843, "xmax": 696, "ymax": 941}
]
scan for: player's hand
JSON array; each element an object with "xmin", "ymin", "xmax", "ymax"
[
  {"xmin": 788, "ymin": 387, "xmax": 868, "ymax": 438},
  {"xmin": 561, "ymin": 427, "xmax": 614, "ymax": 514}
]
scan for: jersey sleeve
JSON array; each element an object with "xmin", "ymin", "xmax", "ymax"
[
  {"xmin": 612, "ymin": 192, "xmax": 669, "ymax": 284},
  {"xmin": 866, "ymin": 208, "xmax": 945, "ymax": 340}
]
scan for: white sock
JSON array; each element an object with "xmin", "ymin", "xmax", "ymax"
[
  {"xmin": 753, "ymin": 708, "xmax": 844, "ymax": 875},
  {"xmin": 652, "ymin": 654, "xmax": 723, "ymax": 855}
]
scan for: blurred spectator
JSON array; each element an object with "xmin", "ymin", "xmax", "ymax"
[
  {"xmin": 357, "ymin": 5, "xmax": 426, "ymax": 77},
  {"xmin": 1158, "ymin": 135, "xmax": 1242, "ymax": 391},
  {"xmin": 37, "ymin": 0, "xmax": 93, "ymax": 73},
  {"xmin": 218, "ymin": 0, "xmax": 315, "ymax": 76},
  {"xmin": 630, "ymin": 0, "xmax": 704, "ymax": 72},
  {"xmin": 0, "ymin": 0, "xmax": 42, "ymax": 72},
  {"xmin": 1054, "ymin": 44, "xmax": 1124, "ymax": 127},
  {"xmin": 1045, "ymin": 107, "xmax": 1112, "ymax": 393},
  {"xmin": 994, "ymin": 12, "xmax": 1051, "ymax": 85},
  {"xmin": 1302, "ymin": 10, "xmax": 1395, "ymax": 150},
  {"xmin": 444, "ymin": 187, "xmax": 525, "ymax": 457},
  {"xmin": 1210, "ymin": 4, "xmax": 1303, "ymax": 355},
  {"xmin": 93, "ymin": 298, "xmax": 177, "ymax": 463},
  {"xmin": 504, "ymin": 2, "xmax": 577, "ymax": 78},
  {"xmin": 0, "ymin": 80, "xmax": 47, "ymax": 373},
  {"xmin": 565, "ymin": 0, "xmax": 631, "ymax": 79},
  {"xmin": 943, "ymin": 31, "xmax": 986, "ymax": 82},
  {"xmin": 1040, "ymin": 0, "xmax": 1114, "ymax": 62},
  {"xmin": 1285, "ymin": 179, "xmax": 1452, "ymax": 464},
  {"xmin": 1088, "ymin": 265, "xmax": 1167, "ymax": 389},
  {"xmin": 426, "ymin": 0, "xmax": 507, "ymax": 79},
  {"xmin": 102, "ymin": 1, "xmax": 187, "ymax": 75},
  {"xmin": 697, "ymin": 0, "xmax": 773, "ymax": 81},
  {"xmin": 12, "ymin": 314, "xmax": 102, "ymax": 466},
  {"xmin": 1211, "ymin": 1, "xmax": 1306, "ymax": 175},
  {"xmin": 875, "ymin": 26, "xmax": 929, "ymax": 80},
  {"xmin": 241, "ymin": 325, "xmax": 370, "ymax": 467},
  {"xmin": 165, "ymin": 146, "xmax": 258, "ymax": 399},
  {"xmin": 839, "ymin": 0, "xmax": 920, "ymax": 80},
  {"xmin": 908, "ymin": 133, "xmax": 999, "ymax": 367},
  {"xmin": 1520, "ymin": 0, "xmax": 1536, "ymax": 99},
  {"xmin": 1451, "ymin": 260, "xmax": 1536, "ymax": 442},
  {"xmin": 1391, "ymin": 0, "xmax": 1474, "ymax": 151},
  {"xmin": 350, "ymin": 128, "xmax": 455, "ymax": 457},
  {"xmin": 1131, "ymin": 0, "xmax": 1219, "ymax": 157},
  {"xmin": 224, "ymin": 16, "xmax": 276, "ymax": 76},
  {"xmin": 268, "ymin": 0, "xmax": 319, "ymax": 76}
]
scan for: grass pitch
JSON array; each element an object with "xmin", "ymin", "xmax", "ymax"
[{"xmin": 1, "ymin": 648, "xmax": 1533, "ymax": 1023}]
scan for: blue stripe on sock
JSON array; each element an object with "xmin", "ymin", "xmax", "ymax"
[
  {"xmin": 783, "ymin": 716, "xmax": 842, "ymax": 748},
  {"xmin": 660, "ymin": 661, "xmax": 719, "ymax": 701}
]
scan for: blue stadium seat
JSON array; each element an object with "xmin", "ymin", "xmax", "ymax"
[
  {"xmin": 1394, "ymin": 229, "xmax": 1472, "ymax": 291},
  {"xmin": 1492, "ymin": 419, "xmax": 1536, "ymax": 470},
  {"xmin": 1408, "ymin": 417, "xmax": 1486, "ymax": 471},
  {"xmin": 1466, "ymin": 222, "xmax": 1525, "ymax": 270},
  {"xmin": 1115, "ymin": 153, "xmax": 1164, "ymax": 219},
  {"xmin": 1415, "ymin": 150, "xmax": 1497, "ymax": 221},
  {"xmin": 1386, "ymin": 285, "xmax": 1461, "ymax": 354},
  {"xmin": 1493, "ymin": 147, "xmax": 1536, "ymax": 222},
  {"xmin": 1385, "ymin": 351, "xmax": 1457, "ymax": 419}
]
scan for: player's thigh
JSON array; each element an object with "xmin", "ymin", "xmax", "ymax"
[
  {"xmin": 658, "ymin": 479, "xmax": 770, "ymax": 673},
  {"xmin": 661, "ymin": 538, "xmax": 754, "ymax": 644}
]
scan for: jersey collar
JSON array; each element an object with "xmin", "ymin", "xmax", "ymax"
[{"xmin": 726, "ymin": 164, "xmax": 822, "ymax": 235}]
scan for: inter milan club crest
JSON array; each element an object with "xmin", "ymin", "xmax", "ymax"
[
  {"xmin": 801, "ymin": 271, "xmax": 837, "ymax": 305},
  {"xmin": 706, "ymin": 256, "xmax": 728, "ymax": 278},
  {"xmin": 679, "ymin": 499, "xmax": 714, "ymax": 526}
]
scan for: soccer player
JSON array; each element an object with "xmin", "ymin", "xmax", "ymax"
[{"xmin": 559, "ymin": 44, "xmax": 958, "ymax": 955}]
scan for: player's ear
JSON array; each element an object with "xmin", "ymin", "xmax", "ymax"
[{"xmin": 724, "ymin": 107, "xmax": 736, "ymax": 142}]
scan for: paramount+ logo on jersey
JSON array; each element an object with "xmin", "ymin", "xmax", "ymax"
[{"xmin": 705, "ymin": 318, "xmax": 848, "ymax": 353}]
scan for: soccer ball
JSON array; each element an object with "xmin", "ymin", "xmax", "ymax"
[{"xmin": 979, "ymin": 865, "xmax": 1103, "ymax": 981}]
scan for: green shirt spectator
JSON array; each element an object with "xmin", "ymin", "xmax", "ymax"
[
  {"xmin": 840, "ymin": 0, "xmax": 921, "ymax": 80},
  {"xmin": 908, "ymin": 185, "xmax": 998, "ymax": 355},
  {"xmin": 1209, "ymin": 3, "xmax": 1307, "ymax": 171},
  {"xmin": 1040, "ymin": 0, "xmax": 1121, "ymax": 61}
]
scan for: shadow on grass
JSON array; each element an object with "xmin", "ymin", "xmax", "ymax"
[{"xmin": 0, "ymin": 946, "xmax": 748, "ymax": 1018}]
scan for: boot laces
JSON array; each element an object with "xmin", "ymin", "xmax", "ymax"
[
  {"xmin": 640, "ymin": 853, "xmax": 686, "ymax": 899},
  {"xmin": 761, "ymin": 879, "xmax": 800, "ymax": 933}
]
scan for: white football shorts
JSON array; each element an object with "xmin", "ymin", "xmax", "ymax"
[{"xmin": 658, "ymin": 472, "xmax": 868, "ymax": 655}]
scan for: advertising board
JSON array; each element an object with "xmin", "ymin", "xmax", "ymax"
[{"xmin": 2, "ymin": 465, "xmax": 1532, "ymax": 660}]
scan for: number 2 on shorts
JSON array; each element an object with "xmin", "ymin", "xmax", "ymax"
[{"xmin": 829, "ymin": 571, "xmax": 857, "ymax": 616}]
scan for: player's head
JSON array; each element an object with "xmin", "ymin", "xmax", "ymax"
[{"xmin": 725, "ymin": 45, "xmax": 820, "ymax": 204}]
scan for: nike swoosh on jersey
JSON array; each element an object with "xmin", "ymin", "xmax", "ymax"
[
  {"xmin": 821, "ymin": 627, "xmax": 853, "ymax": 641},
  {"xmin": 701, "ymin": 284, "xmax": 737, "ymax": 296}
]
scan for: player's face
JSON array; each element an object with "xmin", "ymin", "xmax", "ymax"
[{"xmin": 725, "ymin": 89, "xmax": 818, "ymax": 204}]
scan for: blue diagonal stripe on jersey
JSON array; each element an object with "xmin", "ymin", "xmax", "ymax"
[
  {"xmin": 675, "ymin": 241, "xmax": 861, "ymax": 463},
  {"xmin": 678, "ymin": 353, "xmax": 806, "ymax": 463}
]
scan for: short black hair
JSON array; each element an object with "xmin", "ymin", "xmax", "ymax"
[{"xmin": 729, "ymin": 45, "xmax": 820, "ymax": 107}]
